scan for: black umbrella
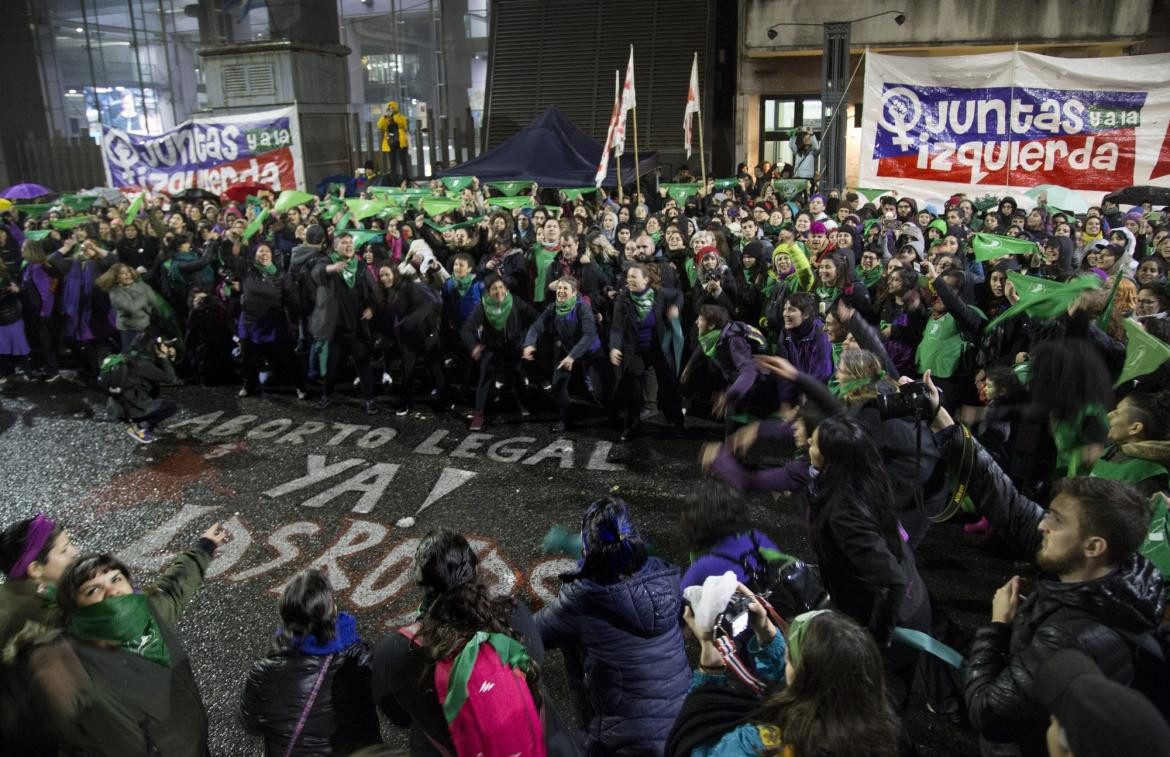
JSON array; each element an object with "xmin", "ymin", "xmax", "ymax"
[
  {"xmin": 1102, "ymin": 185, "xmax": 1170, "ymax": 208},
  {"xmin": 172, "ymin": 188, "xmax": 221, "ymax": 203}
]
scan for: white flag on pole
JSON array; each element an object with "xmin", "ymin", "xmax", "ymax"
[
  {"xmin": 614, "ymin": 45, "xmax": 636, "ymax": 157},
  {"xmin": 596, "ymin": 70, "xmax": 621, "ymax": 187},
  {"xmin": 684, "ymin": 52, "xmax": 700, "ymax": 159}
]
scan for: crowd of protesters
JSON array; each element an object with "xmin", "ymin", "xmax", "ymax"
[{"xmin": 1, "ymin": 157, "xmax": 1170, "ymax": 757}]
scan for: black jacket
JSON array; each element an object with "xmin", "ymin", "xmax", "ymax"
[
  {"xmin": 110, "ymin": 354, "xmax": 178, "ymax": 420},
  {"xmin": 524, "ymin": 298, "xmax": 600, "ymax": 361},
  {"xmin": 461, "ymin": 296, "xmax": 539, "ymax": 353},
  {"xmin": 936, "ymin": 425, "xmax": 1166, "ymax": 755},
  {"xmin": 609, "ymin": 287, "xmax": 680, "ymax": 375},
  {"xmin": 240, "ymin": 623, "xmax": 380, "ymax": 757}
]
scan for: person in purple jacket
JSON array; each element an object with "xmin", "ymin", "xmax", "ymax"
[
  {"xmin": 775, "ymin": 292, "xmax": 833, "ymax": 410},
  {"xmin": 19, "ymin": 239, "xmax": 60, "ymax": 381},
  {"xmin": 48, "ymin": 232, "xmax": 117, "ymax": 383},
  {"xmin": 678, "ymin": 481, "xmax": 785, "ymax": 592}
]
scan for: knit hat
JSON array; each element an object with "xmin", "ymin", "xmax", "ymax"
[
  {"xmin": 696, "ymin": 244, "xmax": 719, "ymax": 269},
  {"xmin": 742, "ymin": 240, "xmax": 764, "ymax": 261},
  {"xmin": 1035, "ymin": 650, "xmax": 1170, "ymax": 757}
]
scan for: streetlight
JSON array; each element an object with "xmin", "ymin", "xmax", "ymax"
[{"xmin": 766, "ymin": 10, "xmax": 907, "ymax": 190}]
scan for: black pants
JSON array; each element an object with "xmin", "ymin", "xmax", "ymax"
[
  {"xmin": 617, "ymin": 346, "xmax": 682, "ymax": 429},
  {"xmin": 551, "ymin": 350, "xmax": 607, "ymax": 423},
  {"xmin": 28, "ymin": 315, "xmax": 58, "ymax": 374},
  {"xmin": 324, "ymin": 331, "xmax": 373, "ymax": 400},
  {"xmin": 242, "ymin": 338, "xmax": 307, "ymax": 393},
  {"xmin": 132, "ymin": 399, "xmax": 177, "ymax": 431},
  {"xmin": 474, "ymin": 347, "xmax": 526, "ymax": 412},
  {"xmin": 396, "ymin": 331, "xmax": 446, "ymax": 406},
  {"xmin": 388, "ymin": 147, "xmax": 410, "ymax": 180}
]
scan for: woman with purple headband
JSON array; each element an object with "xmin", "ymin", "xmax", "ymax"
[{"xmin": 0, "ymin": 513, "xmax": 79, "ymax": 752}]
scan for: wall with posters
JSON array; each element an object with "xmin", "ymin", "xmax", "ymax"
[
  {"xmin": 859, "ymin": 50, "xmax": 1170, "ymax": 206},
  {"xmin": 100, "ymin": 106, "xmax": 305, "ymax": 194}
]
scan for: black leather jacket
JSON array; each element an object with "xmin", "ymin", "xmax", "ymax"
[
  {"xmin": 240, "ymin": 636, "xmax": 380, "ymax": 756},
  {"xmin": 936, "ymin": 425, "xmax": 1166, "ymax": 755}
]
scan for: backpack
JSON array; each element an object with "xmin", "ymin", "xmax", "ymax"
[
  {"xmin": 724, "ymin": 321, "xmax": 769, "ymax": 355},
  {"xmin": 399, "ymin": 626, "xmax": 546, "ymax": 757}
]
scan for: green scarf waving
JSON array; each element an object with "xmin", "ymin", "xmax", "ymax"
[
  {"xmin": 483, "ymin": 291, "xmax": 514, "ymax": 330},
  {"xmin": 69, "ymin": 594, "xmax": 171, "ymax": 667},
  {"xmin": 630, "ymin": 288, "xmax": 655, "ymax": 320},
  {"xmin": 698, "ymin": 327, "xmax": 722, "ymax": 358},
  {"xmin": 555, "ymin": 294, "xmax": 578, "ymax": 316},
  {"xmin": 329, "ymin": 251, "xmax": 360, "ymax": 289}
]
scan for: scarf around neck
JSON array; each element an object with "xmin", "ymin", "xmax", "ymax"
[
  {"xmin": 453, "ymin": 273, "xmax": 475, "ymax": 297},
  {"xmin": 630, "ymin": 287, "xmax": 655, "ymax": 320},
  {"xmin": 698, "ymin": 327, "xmax": 721, "ymax": 358},
  {"xmin": 330, "ymin": 251, "xmax": 359, "ymax": 288},
  {"xmin": 69, "ymin": 593, "xmax": 171, "ymax": 667},
  {"xmin": 483, "ymin": 291, "xmax": 514, "ymax": 330},
  {"xmin": 555, "ymin": 294, "xmax": 578, "ymax": 316},
  {"xmin": 254, "ymin": 260, "xmax": 277, "ymax": 276}
]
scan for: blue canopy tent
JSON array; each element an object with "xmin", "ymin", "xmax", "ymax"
[{"xmin": 437, "ymin": 105, "xmax": 656, "ymax": 187}]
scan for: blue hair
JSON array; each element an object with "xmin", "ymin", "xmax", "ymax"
[{"xmin": 579, "ymin": 496, "xmax": 647, "ymax": 585}]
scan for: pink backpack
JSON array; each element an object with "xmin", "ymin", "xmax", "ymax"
[{"xmin": 400, "ymin": 626, "xmax": 546, "ymax": 757}]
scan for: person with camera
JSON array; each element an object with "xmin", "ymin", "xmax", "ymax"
[
  {"xmin": 376, "ymin": 101, "xmax": 410, "ymax": 180},
  {"xmin": 25, "ymin": 522, "xmax": 229, "ymax": 757},
  {"xmin": 310, "ymin": 230, "xmax": 380, "ymax": 415},
  {"xmin": 99, "ymin": 331, "xmax": 179, "ymax": 444},
  {"xmin": 788, "ymin": 127, "xmax": 820, "ymax": 183},
  {"xmin": 924, "ymin": 371, "xmax": 1166, "ymax": 757},
  {"xmin": 670, "ymin": 605, "xmax": 901, "ymax": 757},
  {"xmin": 536, "ymin": 495, "xmax": 690, "ymax": 755}
]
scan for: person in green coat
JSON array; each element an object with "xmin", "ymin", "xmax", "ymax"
[
  {"xmin": 1091, "ymin": 391, "xmax": 1170, "ymax": 496},
  {"xmin": 915, "ymin": 259, "xmax": 985, "ymax": 414},
  {"xmin": 0, "ymin": 513, "xmax": 80, "ymax": 751},
  {"xmin": 29, "ymin": 523, "xmax": 228, "ymax": 757}
]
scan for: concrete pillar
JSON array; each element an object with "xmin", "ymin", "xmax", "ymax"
[{"xmin": 0, "ymin": 3, "xmax": 51, "ymax": 185}]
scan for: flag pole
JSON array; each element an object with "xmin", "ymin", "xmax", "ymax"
[
  {"xmin": 698, "ymin": 110, "xmax": 707, "ymax": 188},
  {"xmin": 617, "ymin": 152, "xmax": 624, "ymax": 203},
  {"xmin": 632, "ymin": 107, "xmax": 641, "ymax": 201}
]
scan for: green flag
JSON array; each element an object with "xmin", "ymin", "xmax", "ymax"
[
  {"xmin": 770, "ymin": 178, "xmax": 809, "ymax": 197},
  {"xmin": 984, "ymin": 272, "xmax": 1100, "ymax": 332},
  {"xmin": 485, "ymin": 196, "xmax": 535, "ymax": 210},
  {"xmin": 345, "ymin": 198, "xmax": 393, "ymax": 221},
  {"xmin": 1116, "ymin": 319, "xmax": 1170, "ymax": 387},
  {"xmin": 558, "ymin": 187, "xmax": 598, "ymax": 202},
  {"xmin": 660, "ymin": 183, "xmax": 702, "ymax": 204},
  {"xmin": 13, "ymin": 203, "xmax": 55, "ymax": 217},
  {"xmin": 347, "ymin": 229, "xmax": 387, "ymax": 248},
  {"xmin": 972, "ymin": 194, "xmax": 999, "ymax": 213},
  {"xmin": 334, "ymin": 211, "xmax": 354, "ymax": 232},
  {"xmin": 367, "ymin": 186, "xmax": 405, "ymax": 200},
  {"xmin": 853, "ymin": 187, "xmax": 894, "ymax": 204},
  {"xmin": 61, "ymin": 195, "xmax": 97, "ymax": 211},
  {"xmin": 425, "ymin": 217, "xmax": 482, "ymax": 234},
  {"xmin": 487, "ymin": 180, "xmax": 534, "ymax": 197},
  {"xmin": 273, "ymin": 190, "xmax": 316, "ymax": 214},
  {"xmin": 242, "ymin": 208, "xmax": 271, "ymax": 241},
  {"xmin": 971, "ymin": 232, "xmax": 1038, "ymax": 262},
  {"xmin": 1097, "ymin": 272, "xmax": 1125, "ymax": 331},
  {"xmin": 376, "ymin": 206, "xmax": 404, "ymax": 221},
  {"xmin": 420, "ymin": 197, "xmax": 464, "ymax": 218},
  {"xmin": 440, "ymin": 176, "xmax": 475, "ymax": 193},
  {"xmin": 51, "ymin": 216, "xmax": 92, "ymax": 231},
  {"xmin": 123, "ymin": 193, "xmax": 144, "ymax": 226},
  {"xmin": 712, "ymin": 178, "xmax": 739, "ymax": 190},
  {"xmin": 543, "ymin": 206, "xmax": 563, "ymax": 218},
  {"xmin": 24, "ymin": 229, "xmax": 52, "ymax": 241}
]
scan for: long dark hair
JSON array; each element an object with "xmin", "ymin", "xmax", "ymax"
[
  {"xmin": 278, "ymin": 568, "xmax": 336, "ymax": 645},
  {"xmin": 811, "ymin": 415, "xmax": 903, "ymax": 557},
  {"xmin": 1028, "ymin": 338, "xmax": 1114, "ymax": 425},
  {"xmin": 579, "ymin": 495, "xmax": 648, "ymax": 585},
  {"xmin": 679, "ymin": 481, "xmax": 751, "ymax": 554},
  {"xmin": 757, "ymin": 612, "xmax": 900, "ymax": 757}
]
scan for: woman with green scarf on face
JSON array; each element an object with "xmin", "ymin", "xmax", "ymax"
[
  {"xmin": 29, "ymin": 524, "xmax": 228, "ymax": 757},
  {"xmin": 461, "ymin": 274, "xmax": 539, "ymax": 431}
]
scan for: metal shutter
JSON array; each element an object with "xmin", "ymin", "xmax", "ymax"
[
  {"xmin": 222, "ymin": 63, "xmax": 276, "ymax": 99},
  {"xmin": 485, "ymin": 0, "xmax": 711, "ymax": 151}
]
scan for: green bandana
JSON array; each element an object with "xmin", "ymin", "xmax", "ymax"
[
  {"xmin": 698, "ymin": 328, "xmax": 721, "ymax": 358},
  {"xmin": 630, "ymin": 287, "xmax": 655, "ymax": 320},
  {"xmin": 786, "ymin": 609, "xmax": 830, "ymax": 668},
  {"xmin": 483, "ymin": 291, "xmax": 514, "ymax": 330},
  {"xmin": 831, "ymin": 373, "xmax": 883, "ymax": 398},
  {"xmin": 453, "ymin": 273, "xmax": 475, "ymax": 297},
  {"xmin": 555, "ymin": 294, "xmax": 578, "ymax": 316},
  {"xmin": 330, "ymin": 251, "xmax": 360, "ymax": 289},
  {"xmin": 854, "ymin": 264, "xmax": 882, "ymax": 290},
  {"xmin": 69, "ymin": 594, "xmax": 172, "ymax": 667},
  {"xmin": 649, "ymin": 231, "xmax": 662, "ymax": 245},
  {"xmin": 254, "ymin": 260, "xmax": 277, "ymax": 276}
]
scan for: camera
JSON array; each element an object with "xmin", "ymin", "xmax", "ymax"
[
  {"xmin": 715, "ymin": 592, "xmax": 755, "ymax": 637},
  {"xmin": 875, "ymin": 381, "xmax": 934, "ymax": 420}
]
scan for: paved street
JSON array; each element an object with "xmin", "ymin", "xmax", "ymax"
[{"xmin": 0, "ymin": 379, "xmax": 1017, "ymax": 755}]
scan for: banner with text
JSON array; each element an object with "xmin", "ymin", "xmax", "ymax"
[
  {"xmin": 101, "ymin": 106, "xmax": 304, "ymax": 195},
  {"xmin": 860, "ymin": 50, "xmax": 1170, "ymax": 206}
]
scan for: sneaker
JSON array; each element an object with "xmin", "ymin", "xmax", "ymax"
[
  {"xmin": 381, "ymin": 371, "xmax": 393, "ymax": 386},
  {"xmin": 469, "ymin": 411, "xmax": 485, "ymax": 431},
  {"xmin": 621, "ymin": 423, "xmax": 644, "ymax": 442},
  {"xmin": 395, "ymin": 404, "xmax": 411, "ymax": 417},
  {"xmin": 126, "ymin": 425, "xmax": 154, "ymax": 444},
  {"xmin": 517, "ymin": 401, "xmax": 531, "ymax": 417},
  {"xmin": 296, "ymin": 388, "xmax": 308, "ymax": 401},
  {"xmin": 551, "ymin": 419, "xmax": 568, "ymax": 433},
  {"xmin": 316, "ymin": 395, "xmax": 333, "ymax": 410},
  {"xmin": 44, "ymin": 372, "xmax": 61, "ymax": 384},
  {"xmin": 0, "ymin": 376, "xmax": 8, "ymax": 386},
  {"xmin": 238, "ymin": 388, "xmax": 250, "ymax": 398},
  {"xmin": 364, "ymin": 400, "xmax": 380, "ymax": 416}
]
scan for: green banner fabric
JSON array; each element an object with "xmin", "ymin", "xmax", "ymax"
[
  {"xmin": 661, "ymin": 183, "xmax": 702, "ymax": 204},
  {"xmin": 559, "ymin": 187, "xmax": 598, "ymax": 202},
  {"xmin": 485, "ymin": 196, "xmax": 535, "ymax": 210},
  {"xmin": 486, "ymin": 180, "xmax": 535, "ymax": 197},
  {"xmin": 242, "ymin": 208, "xmax": 271, "ymax": 241},
  {"xmin": 14, "ymin": 203, "xmax": 55, "ymax": 217},
  {"xmin": 273, "ymin": 190, "xmax": 316, "ymax": 214},
  {"xmin": 1116, "ymin": 319, "xmax": 1170, "ymax": 387},
  {"xmin": 713, "ymin": 178, "xmax": 740, "ymax": 190},
  {"xmin": 346, "ymin": 229, "xmax": 387, "ymax": 248},
  {"xmin": 971, "ymin": 232, "xmax": 1038, "ymax": 262},
  {"xmin": 771, "ymin": 179, "xmax": 809, "ymax": 197},
  {"xmin": 51, "ymin": 216, "xmax": 92, "ymax": 231},
  {"xmin": 420, "ymin": 197, "xmax": 464, "ymax": 218},
  {"xmin": 123, "ymin": 193, "xmax": 144, "ymax": 226},
  {"xmin": 853, "ymin": 187, "xmax": 895, "ymax": 203},
  {"xmin": 346, "ymin": 198, "xmax": 394, "ymax": 221},
  {"xmin": 984, "ymin": 272, "xmax": 1100, "ymax": 332},
  {"xmin": 440, "ymin": 176, "xmax": 475, "ymax": 193},
  {"xmin": 60, "ymin": 195, "xmax": 98, "ymax": 211},
  {"xmin": 24, "ymin": 229, "xmax": 52, "ymax": 241},
  {"xmin": 424, "ymin": 216, "xmax": 483, "ymax": 234}
]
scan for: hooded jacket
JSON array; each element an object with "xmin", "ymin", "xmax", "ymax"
[
  {"xmin": 936, "ymin": 425, "xmax": 1166, "ymax": 755},
  {"xmin": 1090, "ymin": 440, "xmax": 1170, "ymax": 497},
  {"xmin": 536, "ymin": 556, "xmax": 691, "ymax": 755}
]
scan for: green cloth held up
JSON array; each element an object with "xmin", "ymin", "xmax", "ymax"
[
  {"xmin": 1116, "ymin": 319, "xmax": 1170, "ymax": 387},
  {"xmin": 69, "ymin": 594, "xmax": 171, "ymax": 668}
]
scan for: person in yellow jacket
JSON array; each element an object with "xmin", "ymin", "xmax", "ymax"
[{"xmin": 377, "ymin": 101, "xmax": 410, "ymax": 180}]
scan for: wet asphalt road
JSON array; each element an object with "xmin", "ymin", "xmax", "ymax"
[{"xmin": 0, "ymin": 376, "xmax": 1024, "ymax": 756}]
